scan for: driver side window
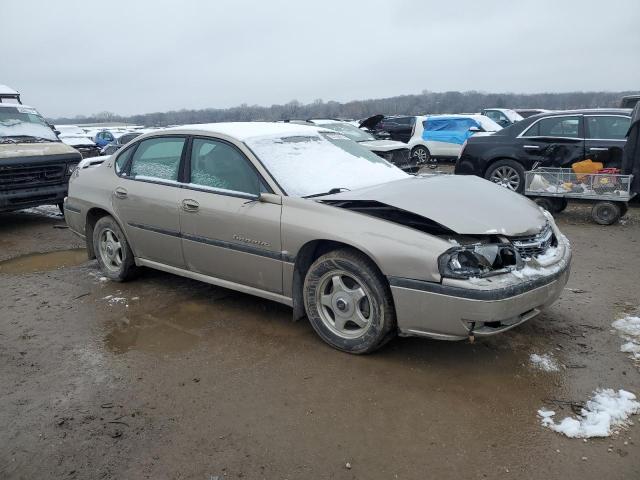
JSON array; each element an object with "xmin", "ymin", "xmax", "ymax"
[{"xmin": 189, "ymin": 138, "xmax": 263, "ymax": 196}]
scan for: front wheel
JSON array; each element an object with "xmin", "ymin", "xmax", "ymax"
[
  {"xmin": 93, "ymin": 215, "xmax": 139, "ymax": 281},
  {"xmin": 485, "ymin": 160, "xmax": 526, "ymax": 193},
  {"xmin": 303, "ymin": 249, "xmax": 397, "ymax": 354}
]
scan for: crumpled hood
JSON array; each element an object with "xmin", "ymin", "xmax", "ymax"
[
  {"xmin": 0, "ymin": 141, "xmax": 79, "ymax": 159},
  {"xmin": 320, "ymin": 175, "xmax": 547, "ymax": 236},
  {"xmin": 359, "ymin": 139, "xmax": 408, "ymax": 151}
]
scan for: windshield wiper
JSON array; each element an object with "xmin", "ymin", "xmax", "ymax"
[
  {"xmin": 0, "ymin": 135, "xmax": 55, "ymax": 144},
  {"xmin": 304, "ymin": 187, "xmax": 351, "ymax": 198}
]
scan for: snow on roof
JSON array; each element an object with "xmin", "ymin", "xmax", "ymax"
[
  {"xmin": 0, "ymin": 84, "xmax": 19, "ymax": 95},
  {"xmin": 165, "ymin": 122, "xmax": 325, "ymax": 141},
  {"xmin": 0, "ymin": 102, "xmax": 36, "ymax": 110}
]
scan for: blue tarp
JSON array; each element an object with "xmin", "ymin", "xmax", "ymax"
[{"xmin": 422, "ymin": 117, "xmax": 480, "ymax": 145}]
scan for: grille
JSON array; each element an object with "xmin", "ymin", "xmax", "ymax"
[
  {"xmin": 378, "ymin": 149, "xmax": 410, "ymax": 167},
  {"xmin": 0, "ymin": 163, "xmax": 66, "ymax": 191},
  {"xmin": 509, "ymin": 224, "xmax": 555, "ymax": 259}
]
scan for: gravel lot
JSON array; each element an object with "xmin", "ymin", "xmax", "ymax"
[{"xmin": 1, "ymin": 202, "xmax": 639, "ymax": 479}]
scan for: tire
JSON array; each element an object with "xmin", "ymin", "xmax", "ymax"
[
  {"xmin": 92, "ymin": 215, "xmax": 138, "ymax": 281},
  {"xmin": 411, "ymin": 145, "xmax": 432, "ymax": 166},
  {"xmin": 591, "ymin": 201, "xmax": 621, "ymax": 225},
  {"xmin": 555, "ymin": 198, "xmax": 569, "ymax": 213},
  {"xmin": 303, "ymin": 248, "xmax": 397, "ymax": 354},
  {"xmin": 484, "ymin": 159, "xmax": 526, "ymax": 193}
]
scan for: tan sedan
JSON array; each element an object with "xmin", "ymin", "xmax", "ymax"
[{"xmin": 64, "ymin": 122, "xmax": 571, "ymax": 353}]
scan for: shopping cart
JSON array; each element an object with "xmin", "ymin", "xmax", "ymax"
[{"xmin": 524, "ymin": 167, "xmax": 635, "ymax": 225}]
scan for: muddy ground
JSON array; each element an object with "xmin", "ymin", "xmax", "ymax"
[{"xmin": 1, "ymin": 203, "xmax": 639, "ymax": 480}]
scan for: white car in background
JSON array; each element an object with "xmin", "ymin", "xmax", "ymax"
[
  {"xmin": 55, "ymin": 125, "xmax": 101, "ymax": 158},
  {"xmin": 407, "ymin": 114, "xmax": 502, "ymax": 163},
  {"xmin": 480, "ymin": 108, "xmax": 524, "ymax": 127},
  {"xmin": 287, "ymin": 119, "xmax": 421, "ymax": 171}
]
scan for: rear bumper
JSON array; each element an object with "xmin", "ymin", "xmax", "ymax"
[
  {"xmin": 389, "ymin": 249, "xmax": 571, "ymax": 340},
  {"xmin": 0, "ymin": 183, "xmax": 68, "ymax": 212}
]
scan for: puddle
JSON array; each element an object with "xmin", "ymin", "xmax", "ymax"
[
  {"xmin": 0, "ymin": 248, "xmax": 87, "ymax": 274},
  {"xmin": 104, "ymin": 300, "xmax": 219, "ymax": 354},
  {"xmin": 104, "ymin": 295, "xmax": 293, "ymax": 355}
]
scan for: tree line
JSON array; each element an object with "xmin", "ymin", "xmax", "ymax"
[{"xmin": 51, "ymin": 90, "xmax": 637, "ymax": 126}]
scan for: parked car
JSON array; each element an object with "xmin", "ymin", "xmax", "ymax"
[
  {"xmin": 481, "ymin": 108, "xmax": 524, "ymax": 127},
  {"xmin": 360, "ymin": 115, "xmax": 416, "ymax": 143},
  {"xmin": 64, "ymin": 122, "xmax": 571, "ymax": 353},
  {"xmin": 94, "ymin": 129, "xmax": 116, "ymax": 148},
  {"xmin": 620, "ymin": 95, "xmax": 640, "ymax": 109},
  {"xmin": 56, "ymin": 125, "xmax": 101, "ymax": 158},
  {"xmin": 358, "ymin": 114, "xmax": 501, "ymax": 163},
  {"xmin": 0, "ymin": 103, "xmax": 82, "ymax": 212},
  {"xmin": 100, "ymin": 132, "xmax": 142, "ymax": 156},
  {"xmin": 455, "ymin": 109, "xmax": 632, "ymax": 193},
  {"xmin": 514, "ymin": 109, "xmax": 551, "ymax": 119},
  {"xmin": 292, "ymin": 119, "xmax": 421, "ymax": 171}
]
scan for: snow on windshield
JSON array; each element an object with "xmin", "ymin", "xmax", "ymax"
[
  {"xmin": 0, "ymin": 107, "xmax": 58, "ymax": 141},
  {"xmin": 246, "ymin": 131, "xmax": 408, "ymax": 197}
]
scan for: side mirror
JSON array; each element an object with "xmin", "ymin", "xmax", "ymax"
[{"xmin": 258, "ymin": 193, "xmax": 282, "ymax": 205}]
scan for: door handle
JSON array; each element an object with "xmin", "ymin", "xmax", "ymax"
[
  {"xmin": 114, "ymin": 187, "xmax": 128, "ymax": 199},
  {"xmin": 523, "ymin": 145, "xmax": 540, "ymax": 150},
  {"xmin": 589, "ymin": 147, "xmax": 609, "ymax": 151},
  {"xmin": 181, "ymin": 199, "xmax": 199, "ymax": 212}
]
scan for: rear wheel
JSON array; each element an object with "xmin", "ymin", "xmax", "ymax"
[
  {"xmin": 93, "ymin": 215, "xmax": 138, "ymax": 281},
  {"xmin": 303, "ymin": 248, "xmax": 396, "ymax": 354},
  {"xmin": 591, "ymin": 201, "xmax": 621, "ymax": 225},
  {"xmin": 411, "ymin": 145, "xmax": 431, "ymax": 165},
  {"xmin": 485, "ymin": 160, "xmax": 526, "ymax": 193}
]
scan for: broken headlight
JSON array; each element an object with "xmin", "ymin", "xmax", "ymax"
[{"xmin": 438, "ymin": 244, "xmax": 520, "ymax": 279}]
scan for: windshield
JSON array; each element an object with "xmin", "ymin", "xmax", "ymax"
[
  {"xmin": 313, "ymin": 121, "xmax": 375, "ymax": 142},
  {"xmin": 0, "ymin": 106, "xmax": 58, "ymax": 142},
  {"xmin": 246, "ymin": 131, "xmax": 408, "ymax": 197},
  {"xmin": 475, "ymin": 116, "xmax": 503, "ymax": 132}
]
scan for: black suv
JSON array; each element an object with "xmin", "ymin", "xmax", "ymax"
[
  {"xmin": 455, "ymin": 109, "xmax": 631, "ymax": 192},
  {"xmin": 360, "ymin": 115, "xmax": 416, "ymax": 143}
]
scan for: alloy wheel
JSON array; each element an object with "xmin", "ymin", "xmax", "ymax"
[
  {"xmin": 99, "ymin": 228, "xmax": 124, "ymax": 272},
  {"xmin": 316, "ymin": 270, "xmax": 373, "ymax": 339},
  {"xmin": 490, "ymin": 166, "xmax": 521, "ymax": 191}
]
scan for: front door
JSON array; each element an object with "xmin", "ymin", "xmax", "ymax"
[
  {"xmin": 112, "ymin": 136, "xmax": 186, "ymax": 268},
  {"xmin": 179, "ymin": 137, "xmax": 283, "ymax": 293},
  {"xmin": 516, "ymin": 114, "xmax": 585, "ymax": 169},
  {"xmin": 584, "ymin": 114, "xmax": 630, "ymax": 168}
]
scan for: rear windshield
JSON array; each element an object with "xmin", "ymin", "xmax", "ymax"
[
  {"xmin": 246, "ymin": 131, "xmax": 407, "ymax": 197},
  {"xmin": 0, "ymin": 106, "xmax": 58, "ymax": 142}
]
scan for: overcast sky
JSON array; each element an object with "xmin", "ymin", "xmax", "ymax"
[{"xmin": 2, "ymin": 0, "xmax": 639, "ymax": 117}]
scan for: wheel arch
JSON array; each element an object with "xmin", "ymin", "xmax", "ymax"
[
  {"xmin": 85, "ymin": 207, "xmax": 131, "ymax": 259},
  {"xmin": 290, "ymin": 239, "xmax": 388, "ymax": 321},
  {"xmin": 482, "ymin": 156, "xmax": 520, "ymax": 176}
]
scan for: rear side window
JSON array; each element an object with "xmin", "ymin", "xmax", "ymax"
[
  {"xmin": 189, "ymin": 138, "xmax": 262, "ymax": 195},
  {"xmin": 524, "ymin": 116, "xmax": 581, "ymax": 138},
  {"xmin": 585, "ymin": 116, "xmax": 630, "ymax": 140},
  {"xmin": 129, "ymin": 137, "xmax": 186, "ymax": 182}
]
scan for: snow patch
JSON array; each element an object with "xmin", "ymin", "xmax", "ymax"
[
  {"xmin": 538, "ymin": 389, "xmax": 640, "ymax": 438},
  {"xmin": 612, "ymin": 316, "xmax": 640, "ymax": 363},
  {"xmin": 21, "ymin": 205, "xmax": 62, "ymax": 219},
  {"xmin": 530, "ymin": 353, "xmax": 560, "ymax": 372}
]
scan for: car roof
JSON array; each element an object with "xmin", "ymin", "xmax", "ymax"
[
  {"xmin": 0, "ymin": 84, "xmax": 19, "ymax": 95},
  {"xmin": 163, "ymin": 121, "xmax": 325, "ymax": 141},
  {"xmin": 532, "ymin": 108, "xmax": 631, "ymax": 117}
]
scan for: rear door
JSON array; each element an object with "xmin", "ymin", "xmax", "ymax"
[
  {"xmin": 111, "ymin": 136, "xmax": 186, "ymax": 268},
  {"xmin": 584, "ymin": 114, "xmax": 630, "ymax": 168},
  {"xmin": 179, "ymin": 137, "xmax": 283, "ymax": 293},
  {"xmin": 516, "ymin": 114, "xmax": 585, "ymax": 168}
]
